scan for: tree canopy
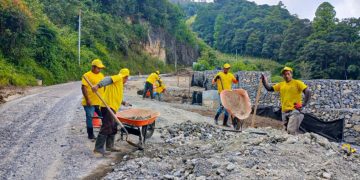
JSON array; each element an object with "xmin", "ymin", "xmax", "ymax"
[{"xmin": 186, "ymin": 0, "xmax": 360, "ymax": 79}]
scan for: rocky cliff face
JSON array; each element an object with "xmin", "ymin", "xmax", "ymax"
[{"xmin": 144, "ymin": 27, "xmax": 200, "ymax": 66}]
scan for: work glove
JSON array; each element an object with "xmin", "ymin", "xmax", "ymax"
[
  {"xmin": 294, "ymin": 102, "xmax": 302, "ymax": 111},
  {"xmin": 236, "ymin": 74, "xmax": 239, "ymax": 81}
]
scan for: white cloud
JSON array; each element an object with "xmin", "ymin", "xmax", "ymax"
[{"xmin": 249, "ymin": 0, "xmax": 360, "ymax": 20}]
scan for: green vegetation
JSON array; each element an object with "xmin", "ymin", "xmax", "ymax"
[
  {"xmin": 186, "ymin": 0, "xmax": 360, "ymax": 80},
  {"xmin": 0, "ymin": 0, "xmax": 195, "ymax": 86}
]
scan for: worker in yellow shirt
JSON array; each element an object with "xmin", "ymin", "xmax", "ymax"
[
  {"xmin": 153, "ymin": 78, "xmax": 166, "ymax": 101},
  {"xmin": 212, "ymin": 63, "xmax": 239, "ymax": 126},
  {"xmin": 81, "ymin": 59, "xmax": 105, "ymax": 140},
  {"xmin": 261, "ymin": 67, "xmax": 311, "ymax": 135},
  {"xmin": 143, "ymin": 70, "xmax": 160, "ymax": 99},
  {"xmin": 91, "ymin": 68, "xmax": 131, "ymax": 155}
]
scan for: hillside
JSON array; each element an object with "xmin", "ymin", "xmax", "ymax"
[
  {"xmin": 182, "ymin": 0, "xmax": 360, "ymax": 80},
  {"xmin": 0, "ymin": 0, "xmax": 200, "ymax": 86}
]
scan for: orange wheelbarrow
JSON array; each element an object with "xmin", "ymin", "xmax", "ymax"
[{"xmin": 116, "ymin": 108, "xmax": 160, "ymax": 147}]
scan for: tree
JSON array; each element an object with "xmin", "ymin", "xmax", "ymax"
[
  {"xmin": 312, "ymin": 2, "xmax": 336, "ymax": 39},
  {"xmin": 279, "ymin": 19, "xmax": 312, "ymax": 61},
  {"xmin": 245, "ymin": 31, "xmax": 262, "ymax": 56},
  {"xmin": 213, "ymin": 15, "xmax": 225, "ymax": 50},
  {"xmin": 297, "ymin": 61, "xmax": 312, "ymax": 79}
]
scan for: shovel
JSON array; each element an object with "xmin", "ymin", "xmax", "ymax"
[{"xmin": 83, "ymin": 76, "xmax": 143, "ymax": 149}]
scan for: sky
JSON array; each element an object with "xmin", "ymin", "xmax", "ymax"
[{"xmin": 250, "ymin": 0, "xmax": 360, "ymax": 20}]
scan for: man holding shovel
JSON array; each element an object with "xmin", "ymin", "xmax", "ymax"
[
  {"xmin": 91, "ymin": 68, "xmax": 131, "ymax": 155},
  {"xmin": 261, "ymin": 67, "xmax": 311, "ymax": 135},
  {"xmin": 143, "ymin": 70, "xmax": 160, "ymax": 99},
  {"xmin": 212, "ymin": 63, "xmax": 239, "ymax": 126},
  {"xmin": 81, "ymin": 59, "xmax": 105, "ymax": 140}
]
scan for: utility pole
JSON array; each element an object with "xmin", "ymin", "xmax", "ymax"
[
  {"xmin": 175, "ymin": 43, "xmax": 179, "ymax": 87},
  {"xmin": 174, "ymin": 43, "xmax": 177, "ymax": 72},
  {"xmin": 235, "ymin": 49, "xmax": 237, "ymax": 61},
  {"xmin": 78, "ymin": 10, "xmax": 81, "ymax": 66}
]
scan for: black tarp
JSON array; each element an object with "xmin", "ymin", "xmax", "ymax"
[{"xmin": 256, "ymin": 106, "xmax": 344, "ymax": 142}]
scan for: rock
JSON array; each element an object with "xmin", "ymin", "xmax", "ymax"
[
  {"xmin": 345, "ymin": 136, "xmax": 356, "ymax": 143},
  {"xmin": 322, "ymin": 172, "xmax": 332, "ymax": 179},
  {"xmin": 196, "ymin": 176, "xmax": 206, "ymax": 180},
  {"xmin": 110, "ymin": 162, "xmax": 115, "ymax": 166},
  {"xmin": 226, "ymin": 163, "xmax": 236, "ymax": 171},
  {"xmin": 353, "ymin": 125, "xmax": 360, "ymax": 132},
  {"xmin": 212, "ymin": 163, "xmax": 220, "ymax": 169},
  {"xmin": 163, "ymin": 174, "xmax": 174, "ymax": 179},
  {"xmin": 345, "ymin": 123, "xmax": 353, "ymax": 128},
  {"xmin": 310, "ymin": 133, "xmax": 331, "ymax": 149},
  {"xmin": 285, "ymin": 136, "xmax": 298, "ymax": 144},
  {"xmin": 173, "ymin": 171, "xmax": 181, "ymax": 177},
  {"xmin": 251, "ymin": 149, "xmax": 260, "ymax": 156}
]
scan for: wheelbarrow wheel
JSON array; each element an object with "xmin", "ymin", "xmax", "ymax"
[{"xmin": 142, "ymin": 121, "xmax": 155, "ymax": 139}]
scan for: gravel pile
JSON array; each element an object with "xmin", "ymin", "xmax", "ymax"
[
  {"xmin": 104, "ymin": 122, "xmax": 360, "ymax": 180},
  {"xmin": 159, "ymin": 121, "xmax": 229, "ymax": 144}
]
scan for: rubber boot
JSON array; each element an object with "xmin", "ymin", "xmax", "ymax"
[
  {"xmin": 106, "ymin": 135, "xmax": 121, "ymax": 152},
  {"xmin": 223, "ymin": 114, "xmax": 230, "ymax": 127},
  {"xmin": 94, "ymin": 134, "xmax": 110, "ymax": 156},
  {"xmin": 214, "ymin": 113, "xmax": 220, "ymax": 125},
  {"xmin": 87, "ymin": 127, "xmax": 96, "ymax": 140}
]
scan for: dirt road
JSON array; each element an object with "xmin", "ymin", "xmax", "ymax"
[{"xmin": 0, "ymin": 82, "xmax": 111, "ymax": 179}]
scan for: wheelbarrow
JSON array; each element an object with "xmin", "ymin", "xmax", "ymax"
[
  {"xmin": 116, "ymin": 108, "xmax": 160, "ymax": 148},
  {"xmin": 220, "ymin": 89, "xmax": 252, "ymax": 131}
]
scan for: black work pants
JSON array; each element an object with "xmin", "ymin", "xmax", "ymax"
[
  {"xmin": 99, "ymin": 107, "xmax": 117, "ymax": 136},
  {"xmin": 143, "ymin": 81, "xmax": 154, "ymax": 99}
]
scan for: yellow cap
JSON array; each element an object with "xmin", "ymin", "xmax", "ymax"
[
  {"xmin": 91, "ymin": 59, "xmax": 105, "ymax": 68},
  {"xmin": 119, "ymin": 68, "xmax": 130, "ymax": 77},
  {"xmin": 281, "ymin": 66, "xmax": 293, "ymax": 74},
  {"xmin": 224, "ymin": 63, "xmax": 231, "ymax": 68},
  {"xmin": 155, "ymin": 70, "xmax": 160, "ymax": 75}
]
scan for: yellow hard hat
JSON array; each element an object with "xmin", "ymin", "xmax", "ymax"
[
  {"xmin": 223, "ymin": 63, "xmax": 231, "ymax": 68},
  {"xmin": 119, "ymin": 68, "xmax": 130, "ymax": 77},
  {"xmin": 281, "ymin": 66, "xmax": 293, "ymax": 74},
  {"xmin": 91, "ymin": 59, "xmax": 105, "ymax": 68},
  {"xmin": 155, "ymin": 70, "xmax": 160, "ymax": 75}
]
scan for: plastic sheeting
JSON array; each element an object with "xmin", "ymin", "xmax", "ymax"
[{"xmin": 256, "ymin": 106, "xmax": 344, "ymax": 142}]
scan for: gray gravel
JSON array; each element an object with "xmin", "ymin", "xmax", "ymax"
[{"xmin": 104, "ymin": 122, "xmax": 360, "ymax": 180}]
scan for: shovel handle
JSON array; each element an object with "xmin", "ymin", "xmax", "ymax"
[
  {"xmin": 251, "ymin": 78, "xmax": 262, "ymax": 127},
  {"xmin": 82, "ymin": 76, "xmax": 128, "ymax": 133}
]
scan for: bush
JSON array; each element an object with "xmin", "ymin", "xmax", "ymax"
[
  {"xmin": 271, "ymin": 75, "xmax": 283, "ymax": 83},
  {"xmin": 0, "ymin": 58, "xmax": 37, "ymax": 86}
]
